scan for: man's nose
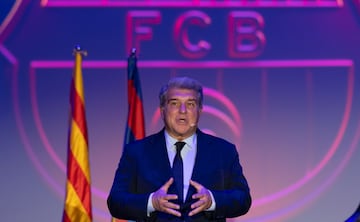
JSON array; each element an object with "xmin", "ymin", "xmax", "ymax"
[{"xmin": 179, "ymin": 103, "xmax": 187, "ymax": 113}]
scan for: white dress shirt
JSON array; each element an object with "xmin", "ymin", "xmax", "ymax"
[
  {"xmin": 147, "ymin": 131, "xmax": 215, "ymax": 215},
  {"xmin": 165, "ymin": 131, "xmax": 197, "ymax": 201}
]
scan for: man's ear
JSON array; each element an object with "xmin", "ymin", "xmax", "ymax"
[
  {"xmin": 198, "ymin": 107, "xmax": 203, "ymax": 115},
  {"xmin": 160, "ymin": 107, "xmax": 164, "ymax": 119}
]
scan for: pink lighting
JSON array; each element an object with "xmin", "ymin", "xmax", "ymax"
[
  {"xmin": 40, "ymin": 0, "xmax": 344, "ymax": 8},
  {"xmin": 23, "ymin": 58, "xmax": 355, "ymax": 221},
  {"xmin": 4, "ymin": 1, "xmax": 358, "ymax": 220},
  {"xmin": 30, "ymin": 59, "xmax": 353, "ymax": 69}
]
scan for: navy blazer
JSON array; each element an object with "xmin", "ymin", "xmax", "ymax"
[{"xmin": 107, "ymin": 129, "xmax": 251, "ymax": 222}]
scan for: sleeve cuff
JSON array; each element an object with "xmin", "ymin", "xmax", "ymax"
[
  {"xmin": 206, "ymin": 189, "xmax": 216, "ymax": 211},
  {"xmin": 147, "ymin": 192, "xmax": 155, "ymax": 216}
]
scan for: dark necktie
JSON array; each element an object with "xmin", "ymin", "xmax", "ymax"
[{"xmin": 173, "ymin": 141, "xmax": 186, "ymax": 203}]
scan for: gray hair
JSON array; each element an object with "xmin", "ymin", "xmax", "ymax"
[{"xmin": 159, "ymin": 76, "xmax": 203, "ymax": 108}]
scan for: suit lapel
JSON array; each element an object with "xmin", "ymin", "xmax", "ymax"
[
  {"xmin": 148, "ymin": 130, "xmax": 173, "ymax": 180},
  {"xmin": 185, "ymin": 130, "xmax": 211, "ymax": 201}
]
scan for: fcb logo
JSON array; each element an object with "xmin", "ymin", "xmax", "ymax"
[{"xmin": 6, "ymin": 1, "xmax": 359, "ymax": 221}]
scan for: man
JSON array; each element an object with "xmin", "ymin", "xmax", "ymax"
[
  {"xmin": 345, "ymin": 203, "xmax": 360, "ymax": 222},
  {"xmin": 107, "ymin": 76, "xmax": 251, "ymax": 221}
]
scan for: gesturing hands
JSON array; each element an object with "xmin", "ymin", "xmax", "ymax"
[
  {"xmin": 152, "ymin": 178, "xmax": 181, "ymax": 217},
  {"xmin": 189, "ymin": 179, "xmax": 212, "ymax": 216},
  {"xmin": 151, "ymin": 178, "xmax": 212, "ymax": 218}
]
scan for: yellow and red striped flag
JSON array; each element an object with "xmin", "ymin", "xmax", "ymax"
[{"xmin": 63, "ymin": 46, "xmax": 93, "ymax": 222}]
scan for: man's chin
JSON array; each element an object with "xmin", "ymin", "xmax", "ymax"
[{"xmin": 175, "ymin": 128, "xmax": 195, "ymax": 137}]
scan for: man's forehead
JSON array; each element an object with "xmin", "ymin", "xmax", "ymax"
[{"xmin": 167, "ymin": 88, "xmax": 197, "ymax": 99}]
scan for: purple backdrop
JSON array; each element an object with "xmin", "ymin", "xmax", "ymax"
[{"xmin": 1, "ymin": 0, "xmax": 360, "ymax": 221}]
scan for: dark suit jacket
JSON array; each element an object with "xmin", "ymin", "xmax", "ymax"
[{"xmin": 107, "ymin": 129, "xmax": 251, "ymax": 222}]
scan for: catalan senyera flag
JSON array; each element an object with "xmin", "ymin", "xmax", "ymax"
[
  {"xmin": 111, "ymin": 49, "xmax": 145, "ymax": 222},
  {"xmin": 63, "ymin": 47, "xmax": 93, "ymax": 222}
]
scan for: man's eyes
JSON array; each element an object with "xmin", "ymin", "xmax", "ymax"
[
  {"xmin": 169, "ymin": 101, "xmax": 180, "ymax": 106},
  {"xmin": 186, "ymin": 102, "xmax": 196, "ymax": 108},
  {"xmin": 168, "ymin": 100, "xmax": 197, "ymax": 108}
]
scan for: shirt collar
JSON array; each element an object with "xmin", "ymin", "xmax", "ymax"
[{"xmin": 164, "ymin": 131, "xmax": 196, "ymax": 151}]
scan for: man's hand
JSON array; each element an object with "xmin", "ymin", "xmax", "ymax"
[
  {"xmin": 189, "ymin": 180, "xmax": 212, "ymax": 216},
  {"xmin": 152, "ymin": 178, "xmax": 182, "ymax": 217}
]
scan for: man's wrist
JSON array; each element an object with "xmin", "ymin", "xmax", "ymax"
[
  {"xmin": 206, "ymin": 189, "xmax": 216, "ymax": 211},
  {"xmin": 147, "ymin": 192, "xmax": 155, "ymax": 216}
]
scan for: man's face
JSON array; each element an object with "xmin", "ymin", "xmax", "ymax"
[{"xmin": 161, "ymin": 87, "xmax": 202, "ymax": 140}]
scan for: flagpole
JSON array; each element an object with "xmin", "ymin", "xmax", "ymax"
[
  {"xmin": 73, "ymin": 44, "xmax": 88, "ymax": 57},
  {"xmin": 130, "ymin": 47, "xmax": 136, "ymax": 57},
  {"xmin": 63, "ymin": 45, "xmax": 92, "ymax": 222},
  {"xmin": 124, "ymin": 47, "xmax": 145, "ymax": 144},
  {"xmin": 112, "ymin": 47, "xmax": 145, "ymax": 222}
]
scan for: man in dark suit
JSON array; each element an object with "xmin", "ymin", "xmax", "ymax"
[
  {"xmin": 107, "ymin": 76, "xmax": 251, "ymax": 221},
  {"xmin": 345, "ymin": 203, "xmax": 360, "ymax": 222}
]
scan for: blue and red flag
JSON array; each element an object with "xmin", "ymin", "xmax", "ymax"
[
  {"xmin": 112, "ymin": 48, "xmax": 145, "ymax": 222},
  {"xmin": 124, "ymin": 48, "xmax": 145, "ymax": 144}
]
